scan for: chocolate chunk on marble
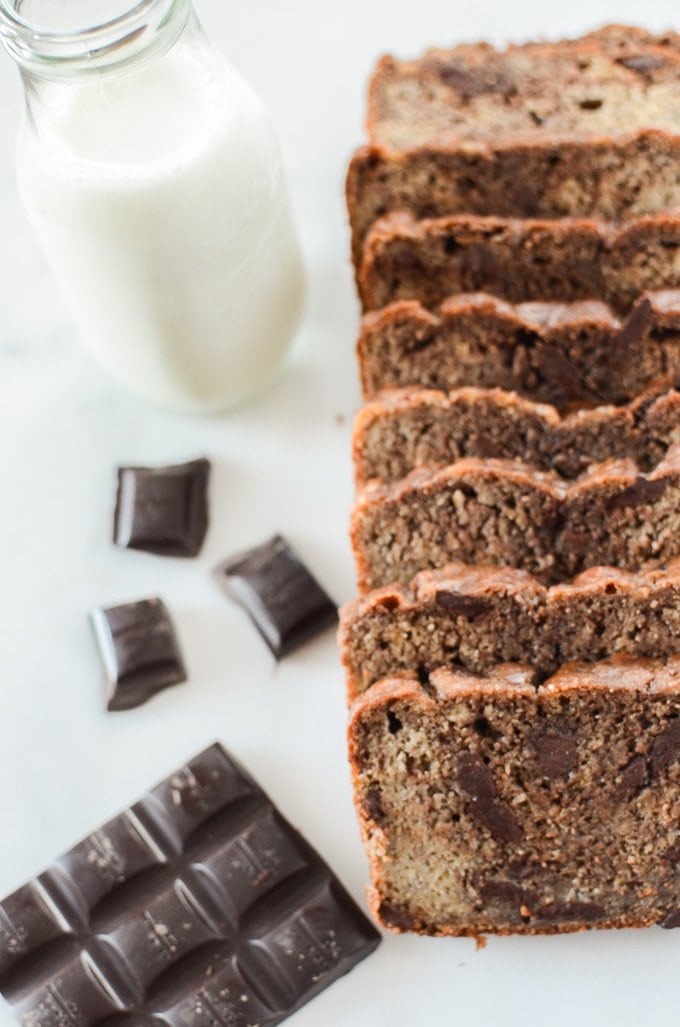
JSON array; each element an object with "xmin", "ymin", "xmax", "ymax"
[
  {"xmin": 214, "ymin": 534, "xmax": 337, "ymax": 658},
  {"xmin": 91, "ymin": 597, "xmax": 186, "ymax": 711},
  {"xmin": 0, "ymin": 744, "xmax": 381, "ymax": 1027},
  {"xmin": 114, "ymin": 457, "xmax": 210, "ymax": 557}
]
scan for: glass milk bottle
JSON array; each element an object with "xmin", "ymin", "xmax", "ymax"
[{"xmin": 0, "ymin": 0, "xmax": 305, "ymax": 413}]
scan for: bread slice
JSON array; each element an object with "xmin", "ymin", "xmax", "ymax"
[
  {"xmin": 348, "ymin": 657, "xmax": 680, "ymax": 937},
  {"xmin": 357, "ymin": 212, "xmax": 680, "ymax": 313},
  {"xmin": 353, "ymin": 384, "xmax": 680, "ymax": 484},
  {"xmin": 339, "ymin": 560, "xmax": 680, "ymax": 696},
  {"xmin": 357, "ymin": 290, "xmax": 680, "ymax": 406},
  {"xmin": 351, "ymin": 445, "xmax": 680, "ymax": 590},
  {"xmin": 348, "ymin": 26, "xmax": 680, "ymax": 261}
]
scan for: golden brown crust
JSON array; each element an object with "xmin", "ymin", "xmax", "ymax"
[
  {"xmin": 357, "ymin": 212, "xmax": 680, "ymax": 313},
  {"xmin": 366, "ymin": 26, "xmax": 680, "ymax": 151},
  {"xmin": 347, "ymin": 134, "xmax": 680, "ymax": 265},
  {"xmin": 349, "ymin": 653, "xmax": 680, "ymax": 937},
  {"xmin": 339, "ymin": 558, "xmax": 680, "ymax": 698},
  {"xmin": 350, "ymin": 445, "xmax": 680, "ymax": 591},
  {"xmin": 543, "ymin": 655, "xmax": 660, "ymax": 695},
  {"xmin": 372, "ymin": 904, "xmax": 662, "ymax": 938},
  {"xmin": 356, "ymin": 289, "xmax": 680, "ymax": 409},
  {"xmin": 353, "ymin": 445, "xmax": 680, "ymax": 514},
  {"xmin": 341, "ymin": 556, "xmax": 680, "ymax": 628},
  {"xmin": 354, "ymin": 452, "xmax": 565, "ymax": 509},
  {"xmin": 352, "ymin": 383, "xmax": 680, "ymax": 484},
  {"xmin": 347, "ymin": 654, "xmax": 680, "ymax": 750},
  {"xmin": 339, "ymin": 561, "xmax": 544, "ymax": 630},
  {"xmin": 345, "ymin": 22, "xmax": 680, "ymax": 942},
  {"xmin": 346, "ymin": 27, "xmax": 680, "ymax": 261}
]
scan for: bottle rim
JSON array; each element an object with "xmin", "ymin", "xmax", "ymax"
[
  {"xmin": 0, "ymin": 0, "xmax": 156, "ymax": 40},
  {"xmin": 0, "ymin": 0, "xmax": 191, "ymax": 76}
]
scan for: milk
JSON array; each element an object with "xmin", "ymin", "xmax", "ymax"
[{"xmin": 16, "ymin": 40, "xmax": 304, "ymax": 413}]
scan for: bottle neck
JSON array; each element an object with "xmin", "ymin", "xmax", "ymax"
[{"xmin": 0, "ymin": 0, "xmax": 192, "ymax": 80}]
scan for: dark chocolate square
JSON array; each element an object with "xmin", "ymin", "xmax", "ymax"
[
  {"xmin": 214, "ymin": 534, "xmax": 338, "ymax": 658},
  {"xmin": 91, "ymin": 597, "xmax": 186, "ymax": 711},
  {"xmin": 113, "ymin": 458, "xmax": 210, "ymax": 557},
  {"xmin": 0, "ymin": 743, "xmax": 381, "ymax": 1027}
]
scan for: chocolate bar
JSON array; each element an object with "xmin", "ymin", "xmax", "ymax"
[
  {"xmin": 214, "ymin": 534, "xmax": 338, "ymax": 658},
  {"xmin": 114, "ymin": 457, "xmax": 210, "ymax": 557},
  {"xmin": 90, "ymin": 597, "xmax": 186, "ymax": 710},
  {"xmin": 0, "ymin": 743, "xmax": 380, "ymax": 1026}
]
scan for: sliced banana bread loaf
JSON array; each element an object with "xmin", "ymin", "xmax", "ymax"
[
  {"xmin": 339, "ymin": 560, "xmax": 680, "ymax": 696},
  {"xmin": 348, "ymin": 26, "xmax": 680, "ymax": 261},
  {"xmin": 348, "ymin": 657, "xmax": 680, "ymax": 937},
  {"xmin": 351, "ymin": 446, "xmax": 680, "ymax": 590},
  {"xmin": 353, "ymin": 384, "xmax": 680, "ymax": 484},
  {"xmin": 357, "ymin": 213, "xmax": 680, "ymax": 313},
  {"xmin": 357, "ymin": 291, "xmax": 680, "ymax": 406}
]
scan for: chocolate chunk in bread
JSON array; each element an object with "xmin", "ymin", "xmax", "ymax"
[
  {"xmin": 348, "ymin": 656, "xmax": 680, "ymax": 937},
  {"xmin": 352, "ymin": 384, "xmax": 680, "ymax": 484},
  {"xmin": 339, "ymin": 560, "xmax": 680, "ymax": 696},
  {"xmin": 347, "ymin": 27, "xmax": 680, "ymax": 261},
  {"xmin": 350, "ymin": 447, "xmax": 680, "ymax": 591}
]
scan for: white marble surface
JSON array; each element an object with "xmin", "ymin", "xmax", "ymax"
[{"xmin": 1, "ymin": 1, "xmax": 680, "ymax": 1024}]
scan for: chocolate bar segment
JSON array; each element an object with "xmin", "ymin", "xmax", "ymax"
[
  {"xmin": 91, "ymin": 597, "xmax": 187, "ymax": 710},
  {"xmin": 0, "ymin": 743, "xmax": 380, "ymax": 1026},
  {"xmin": 114, "ymin": 457, "xmax": 210, "ymax": 557},
  {"xmin": 214, "ymin": 534, "xmax": 338, "ymax": 658}
]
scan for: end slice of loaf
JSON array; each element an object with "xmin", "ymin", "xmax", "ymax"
[
  {"xmin": 357, "ymin": 213, "xmax": 680, "ymax": 313},
  {"xmin": 357, "ymin": 290, "xmax": 680, "ymax": 406},
  {"xmin": 351, "ymin": 446, "xmax": 680, "ymax": 590},
  {"xmin": 366, "ymin": 26, "xmax": 680, "ymax": 152},
  {"xmin": 348, "ymin": 26, "xmax": 680, "ymax": 260},
  {"xmin": 339, "ymin": 559, "xmax": 680, "ymax": 696},
  {"xmin": 348, "ymin": 657, "xmax": 680, "ymax": 937}
]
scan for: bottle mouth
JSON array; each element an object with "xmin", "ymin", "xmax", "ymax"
[{"xmin": 0, "ymin": 0, "xmax": 191, "ymax": 75}]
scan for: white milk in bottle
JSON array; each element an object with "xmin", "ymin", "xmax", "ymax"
[{"xmin": 0, "ymin": 0, "xmax": 304, "ymax": 413}]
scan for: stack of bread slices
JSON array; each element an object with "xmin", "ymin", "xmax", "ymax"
[{"xmin": 340, "ymin": 25, "xmax": 680, "ymax": 938}]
